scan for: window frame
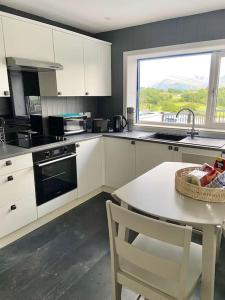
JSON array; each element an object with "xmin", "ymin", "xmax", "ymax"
[
  {"xmin": 136, "ymin": 51, "xmax": 225, "ymax": 129},
  {"xmin": 123, "ymin": 40, "xmax": 225, "ymax": 131}
]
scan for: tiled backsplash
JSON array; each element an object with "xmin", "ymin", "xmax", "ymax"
[
  {"xmin": 0, "ymin": 96, "xmax": 99, "ymax": 118},
  {"xmin": 41, "ymin": 96, "xmax": 98, "ymax": 117}
]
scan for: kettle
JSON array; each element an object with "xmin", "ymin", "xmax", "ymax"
[{"xmin": 112, "ymin": 115, "xmax": 127, "ymax": 132}]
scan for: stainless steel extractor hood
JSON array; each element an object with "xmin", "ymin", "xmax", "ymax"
[{"xmin": 6, "ymin": 57, "xmax": 63, "ymax": 72}]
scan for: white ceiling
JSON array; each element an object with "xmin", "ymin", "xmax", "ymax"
[{"xmin": 1, "ymin": 0, "xmax": 225, "ymax": 33}]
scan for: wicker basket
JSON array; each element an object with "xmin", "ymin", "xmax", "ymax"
[{"xmin": 175, "ymin": 167, "xmax": 225, "ymax": 203}]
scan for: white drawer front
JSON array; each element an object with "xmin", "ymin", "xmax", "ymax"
[
  {"xmin": 0, "ymin": 197, "xmax": 37, "ymax": 238},
  {"xmin": 0, "ymin": 153, "xmax": 33, "ymax": 175},
  {"xmin": 0, "ymin": 167, "xmax": 35, "ymax": 207}
]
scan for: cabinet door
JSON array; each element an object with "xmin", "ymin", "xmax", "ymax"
[
  {"xmin": 0, "ymin": 18, "xmax": 9, "ymax": 97},
  {"xmin": 2, "ymin": 16, "xmax": 54, "ymax": 61},
  {"xmin": 53, "ymin": 30, "xmax": 85, "ymax": 96},
  {"xmin": 77, "ymin": 138, "xmax": 104, "ymax": 198},
  {"xmin": 97, "ymin": 43, "xmax": 111, "ymax": 96},
  {"xmin": 177, "ymin": 146, "xmax": 221, "ymax": 165},
  {"xmin": 83, "ymin": 39, "xmax": 111, "ymax": 96},
  {"xmin": 104, "ymin": 138, "xmax": 135, "ymax": 188},
  {"xmin": 83, "ymin": 39, "xmax": 99, "ymax": 96},
  {"xmin": 135, "ymin": 141, "xmax": 174, "ymax": 177}
]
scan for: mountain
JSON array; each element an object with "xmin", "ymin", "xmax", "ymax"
[{"xmin": 150, "ymin": 76, "xmax": 208, "ymax": 91}]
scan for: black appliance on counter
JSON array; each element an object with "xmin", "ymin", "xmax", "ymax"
[
  {"xmin": 33, "ymin": 143, "xmax": 77, "ymax": 206},
  {"xmin": 112, "ymin": 115, "xmax": 127, "ymax": 132},
  {"xmin": 86, "ymin": 118, "xmax": 109, "ymax": 133},
  {"xmin": 48, "ymin": 114, "xmax": 87, "ymax": 137}
]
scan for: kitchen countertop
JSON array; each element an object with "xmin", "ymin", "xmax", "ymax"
[{"xmin": 0, "ymin": 130, "xmax": 225, "ymax": 161}]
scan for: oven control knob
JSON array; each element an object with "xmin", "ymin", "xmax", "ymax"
[
  {"xmin": 63, "ymin": 147, "xmax": 68, "ymax": 154},
  {"xmin": 45, "ymin": 151, "xmax": 50, "ymax": 159}
]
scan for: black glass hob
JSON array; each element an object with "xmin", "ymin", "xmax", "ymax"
[{"xmin": 6, "ymin": 132, "xmax": 65, "ymax": 149}]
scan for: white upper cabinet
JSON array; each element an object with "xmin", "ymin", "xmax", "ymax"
[
  {"xmin": 53, "ymin": 30, "xmax": 85, "ymax": 96},
  {"xmin": 83, "ymin": 39, "xmax": 111, "ymax": 96},
  {"xmin": 83, "ymin": 39, "xmax": 99, "ymax": 96},
  {"xmin": 97, "ymin": 43, "xmax": 111, "ymax": 96},
  {"xmin": 0, "ymin": 18, "xmax": 9, "ymax": 97},
  {"xmin": 2, "ymin": 16, "xmax": 54, "ymax": 62}
]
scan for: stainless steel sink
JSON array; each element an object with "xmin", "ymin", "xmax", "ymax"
[{"xmin": 140, "ymin": 132, "xmax": 187, "ymax": 142}]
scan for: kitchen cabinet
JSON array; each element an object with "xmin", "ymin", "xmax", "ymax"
[
  {"xmin": 83, "ymin": 39, "xmax": 111, "ymax": 96},
  {"xmin": 176, "ymin": 146, "xmax": 221, "ymax": 165},
  {"xmin": 104, "ymin": 137, "xmax": 135, "ymax": 188},
  {"xmin": 0, "ymin": 153, "xmax": 37, "ymax": 238},
  {"xmin": 135, "ymin": 141, "xmax": 222, "ymax": 177},
  {"xmin": 77, "ymin": 138, "xmax": 104, "ymax": 198},
  {"xmin": 0, "ymin": 18, "xmax": 9, "ymax": 97},
  {"xmin": 53, "ymin": 30, "xmax": 85, "ymax": 96},
  {"xmin": 2, "ymin": 16, "xmax": 54, "ymax": 62},
  {"xmin": 97, "ymin": 43, "xmax": 111, "ymax": 96},
  {"xmin": 135, "ymin": 141, "xmax": 175, "ymax": 177}
]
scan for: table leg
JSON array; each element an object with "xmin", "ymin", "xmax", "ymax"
[
  {"xmin": 201, "ymin": 225, "xmax": 217, "ymax": 300},
  {"xmin": 118, "ymin": 201, "xmax": 129, "ymax": 241}
]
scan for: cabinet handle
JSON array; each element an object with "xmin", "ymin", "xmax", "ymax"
[
  {"xmin": 168, "ymin": 145, "xmax": 173, "ymax": 151},
  {"xmin": 131, "ymin": 140, "xmax": 135, "ymax": 145},
  {"xmin": 57, "ymin": 91, "xmax": 62, "ymax": 96},
  {"xmin": 5, "ymin": 160, "xmax": 12, "ymax": 166},
  {"xmin": 10, "ymin": 204, "xmax": 16, "ymax": 211},
  {"xmin": 7, "ymin": 175, "xmax": 13, "ymax": 181},
  {"xmin": 174, "ymin": 146, "xmax": 179, "ymax": 152},
  {"xmin": 85, "ymin": 92, "xmax": 89, "ymax": 96},
  {"xmin": 4, "ymin": 91, "xmax": 10, "ymax": 96},
  {"xmin": 76, "ymin": 143, "xmax": 80, "ymax": 148}
]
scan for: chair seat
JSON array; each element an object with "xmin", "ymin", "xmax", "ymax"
[{"xmin": 120, "ymin": 234, "xmax": 202, "ymax": 299}]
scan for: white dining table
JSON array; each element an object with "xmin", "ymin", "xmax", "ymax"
[{"xmin": 112, "ymin": 162, "xmax": 225, "ymax": 300}]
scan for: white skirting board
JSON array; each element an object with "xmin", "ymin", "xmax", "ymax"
[{"xmin": 0, "ymin": 186, "xmax": 114, "ymax": 249}]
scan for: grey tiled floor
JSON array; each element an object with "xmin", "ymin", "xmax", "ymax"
[{"xmin": 0, "ymin": 192, "xmax": 224, "ymax": 299}]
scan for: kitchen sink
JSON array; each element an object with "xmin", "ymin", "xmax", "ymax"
[{"xmin": 140, "ymin": 132, "xmax": 187, "ymax": 142}]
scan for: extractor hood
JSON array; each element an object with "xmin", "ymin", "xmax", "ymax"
[{"xmin": 6, "ymin": 57, "xmax": 63, "ymax": 72}]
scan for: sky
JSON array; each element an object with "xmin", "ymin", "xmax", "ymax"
[{"xmin": 139, "ymin": 53, "xmax": 212, "ymax": 87}]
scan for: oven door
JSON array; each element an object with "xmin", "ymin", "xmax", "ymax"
[{"xmin": 34, "ymin": 153, "xmax": 77, "ymax": 206}]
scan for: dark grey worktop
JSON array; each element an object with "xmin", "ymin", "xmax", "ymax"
[{"xmin": 0, "ymin": 130, "xmax": 225, "ymax": 161}]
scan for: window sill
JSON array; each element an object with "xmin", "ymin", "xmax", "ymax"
[{"xmin": 134, "ymin": 123, "xmax": 225, "ymax": 139}]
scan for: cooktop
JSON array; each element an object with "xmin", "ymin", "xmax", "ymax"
[{"xmin": 6, "ymin": 132, "xmax": 65, "ymax": 149}]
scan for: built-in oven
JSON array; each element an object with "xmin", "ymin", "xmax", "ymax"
[{"xmin": 33, "ymin": 144, "xmax": 77, "ymax": 206}]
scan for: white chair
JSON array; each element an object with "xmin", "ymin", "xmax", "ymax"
[{"xmin": 106, "ymin": 200, "xmax": 202, "ymax": 300}]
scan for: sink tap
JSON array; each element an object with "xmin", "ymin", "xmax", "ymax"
[{"xmin": 176, "ymin": 108, "xmax": 199, "ymax": 139}]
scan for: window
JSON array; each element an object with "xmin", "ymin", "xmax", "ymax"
[{"xmin": 136, "ymin": 51, "xmax": 225, "ymax": 129}]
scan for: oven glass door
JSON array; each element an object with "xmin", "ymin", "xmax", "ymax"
[{"xmin": 35, "ymin": 154, "xmax": 77, "ymax": 206}]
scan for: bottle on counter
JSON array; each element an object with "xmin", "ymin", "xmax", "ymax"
[{"xmin": 127, "ymin": 107, "xmax": 135, "ymax": 132}]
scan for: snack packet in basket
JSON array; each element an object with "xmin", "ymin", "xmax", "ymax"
[
  {"xmin": 207, "ymin": 171, "xmax": 225, "ymax": 188},
  {"xmin": 187, "ymin": 167, "xmax": 217, "ymax": 187}
]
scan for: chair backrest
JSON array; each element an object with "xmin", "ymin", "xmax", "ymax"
[{"xmin": 106, "ymin": 200, "xmax": 192, "ymax": 300}]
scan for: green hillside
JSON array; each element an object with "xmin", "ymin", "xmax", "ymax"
[{"xmin": 139, "ymin": 87, "xmax": 225, "ymax": 114}]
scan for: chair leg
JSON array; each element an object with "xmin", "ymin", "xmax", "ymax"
[
  {"xmin": 112, "ymin": 281, "xmax": 122, "ymax": 300},
  {"xmin": 216, "ymin": 226, "xmax": 222, "ymax": 263}
]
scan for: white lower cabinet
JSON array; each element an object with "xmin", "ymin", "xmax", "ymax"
[
  {"xmin": 0, "ymin": 197, "xmax": 37, "ymax": 238},
  {"xmin": 0, "ymin": 154, "xmax": 37, "ymax": 238},
  {"xmin": 104, "ymin": 137, "xmax": 136, "ymax": 189},
  {"xmin": 176, "ymin": 146, "xmax": 221, "ymax": 165},
  {"xmin": 135, "ymin": 141, "xmax": 175, "ymax": 177},
  {"xmin": 77, "ymin": 138, "xmax": 104, "ymax": 198}
]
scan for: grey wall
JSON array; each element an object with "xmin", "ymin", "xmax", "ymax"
[{"xmin": 96, "ymin": 9, "xmax": 225, "ymax": 118}]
